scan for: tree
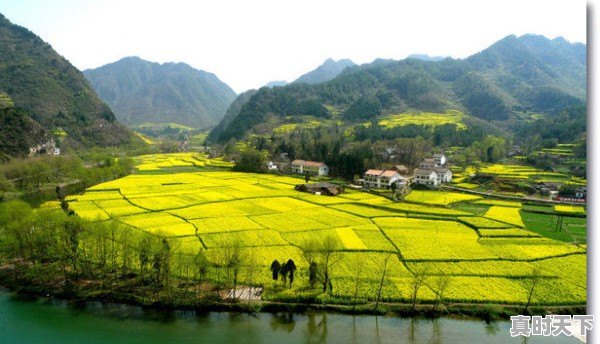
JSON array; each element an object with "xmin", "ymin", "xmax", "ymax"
[
  {"xmin": 524, "ymin": 267, "xmax": 543, "ymax": 312},
  {"xmin": 280, "ymin": 263, "xmax": 288, "ymax": 286},
  {"xmin": 194, "ymin": 249, "xmax": 209, "ymax": 282},
  {"xmin": 319, "ymin": 235, "xmax": 341, "ymax": 293},
  {"xmin": 374, "ymin": 254, "xmax": 392, "ymax": 311},
  {"xmin": 285, "ymin": 259, "xmax": 297, "ymax": 287},
  {"xmin": 270, "ymin": 260, "xmax": 281, "ymax": 282},
  {"xmin": 352, "ymin": 258, "xmax": 366, "ymax": 310},
  {"xmin": 390, "ymin": 181, "xmax": 398, "ymax": 200},
  {"xmin": 309, "ymin": 262, "xmax": 319, "ymax": 288},
  {"xmin": 305, "ymin": 173, "xmax": 310, "ymax": 183},
  {"xmin": 410, "ymin": 264, "xmax": 429, "ymax": 311},
  {"xmin": 233, "ymin": 148, "xmax": 266, "ymax": 173},
  {"xmin": 138, "ymin": 236, "xmax": 151, "ymax": 283},
  {"xmin": 431, "ymin": 274, "xmax": 451, "ymax": 312},
  {"xmin": 222, "ymin": 239, "xmax": 244, "ymax": 299}
]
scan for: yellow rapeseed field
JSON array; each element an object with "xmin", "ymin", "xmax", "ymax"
[{"xmin": 66, "ymin": 153, "xmax": 586, "ymax": 305}]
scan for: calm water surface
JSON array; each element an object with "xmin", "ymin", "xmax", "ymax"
[{"xmin": 0, "ymin": 291, "xmax": 578, "ymax": 343}]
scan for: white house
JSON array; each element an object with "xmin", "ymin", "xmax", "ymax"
[
  {"xmin": 266, "ymin": 161, "xmax": 278, "ymax": 171},
  {"xmin": 433, "ymin": 153, "xmax": 447, "ymax": 166},
  {"xmin": 412, "ymin": 168, "xmax": 439, "ymax": 186},
  {"xmin": 434, "ymin": 166, "xmax": 453, "ymax": 183},
  {"xmin": 412, "ymin": 154, "xmax": 452, "ymax": 186},
  {"xmin": 291, "ymin": 160, "xmax": 329, "ymax": 176},
  {"xmin": 362, "ymin": 169, "xmax": 405, "ymax": 189},
  {"xmin": 419, "ymin": 158, "xmax": 437, "ymax": 169},
  {"xmin": 363, "ymin": 169, "xmax": 383, "ymax": 187}
]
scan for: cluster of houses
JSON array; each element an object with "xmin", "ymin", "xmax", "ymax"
[
  {"xmin": 266, "ymin": 153, "xmax": 452, "ymax": 189},
  {"xmin": 360, "ymin": 153, "xmax": 452, "ymax": 189},
  {"xmin": 29, "ymin": 139, "xmax": 60, "ymax": 157},
  {"xmin": 267, "ymin": 158, "xmax": 330, "ymax": 176}
]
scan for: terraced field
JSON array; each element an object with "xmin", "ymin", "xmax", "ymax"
[
  {"xmin": 377, "ymin": 110, "xmax": 466, "ymax": 129},
  {"xmin": 66, "ymin": 153, "xmax": 586, "ymax": 305}
]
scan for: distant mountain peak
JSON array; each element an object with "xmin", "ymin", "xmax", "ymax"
[
  {"xmin": 84, "ymin": 57, "xmax": 236, "ymax": 129},
  {"xmin": 265, "ymin": 80, "xmax": 288, "ymax": 88},
  {"xmin": 293, "ymin": 58, "xmax": 356, "ymax": 85},
  {"xmin": 406, "ymin": 54, "xmax": 447, "ymax": 62}
]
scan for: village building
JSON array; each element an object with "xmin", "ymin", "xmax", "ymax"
[
  {"xmin": 433, "ymin": 153, "xmax": 447, "ymax": 166},
  {"xmin": 434, "ymin": 166, "xmax": 453, "ymax": 183},
  {"xmin": 362, "ymin": 169, "xmax": 405, "ymax": 189},
  {"xmin": 291, "ymin": 160, "xmax": 329, "ymax": 176},
  {"xmin": 391, "ymin": 164, "xmax": 409, "ymax": 175},
  {"xmin": 295, "ymin": 182, "xmax": 344, "ymax": 196},
  {"xmin": 412, "ymin": 153, "xmax": 452, "ymax": 186},
  {"xmin": 266, "ymin": 161, "xmax": 279, "ymax": 171},
  {"xmin": 412, "ymin": 168, "xmax": 439, "ymax": 186}
]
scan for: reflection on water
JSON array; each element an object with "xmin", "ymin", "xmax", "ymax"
[{"xmin": 0, "ymin": 291, "xmax": 578, "ymax": 344}]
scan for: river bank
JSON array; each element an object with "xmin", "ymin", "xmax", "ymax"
[
  {"xmin": 0, "ymin": 288, "xmax": 581, "ymax": 344},
  {"xmin": 0, "ymin": 262, "xmax": 585, "ymax": 323}
]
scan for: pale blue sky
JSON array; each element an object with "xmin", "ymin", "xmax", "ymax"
[{"xmin": 0, "ymin": 0, "xmax": 586, "ymax": 93}]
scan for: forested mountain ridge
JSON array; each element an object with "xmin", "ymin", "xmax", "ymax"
[
  {"xmin": 209, "ymin": 34, "xmax": 585, "ymax": 143},
  {"xmin": 84, "ymin": 57, "xmax": 237, "ymax": 129},
  {"xmin": 0, "ymin": 13, "xmax": 135, "ymax": 157}
]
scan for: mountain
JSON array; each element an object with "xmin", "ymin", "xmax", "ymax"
[
  {"xmin": 0, "ymin": 13, "xmax": 135, "ymax": 157},
  {"xmin": 206, "ymin": 89, "xmax": 258, "ymax": 144},
  {"xmin": 407, "ymin": 54, "xmax": 447, "ymax": 62},
  {"xmin": 293, "ymin": 58, "xmax": 356, "ymax": 84},
  {"xmin": 265, "ymin": 80, "xmax": 288, "ymax": 88},
  {"xmin": 209, "ymin": 34, "xmax": 585, "ymax": 143},
  {"xmin": 84, "ymin": 57, "xmax": 237, "ymax": 129}
]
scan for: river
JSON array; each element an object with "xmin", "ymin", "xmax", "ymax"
[{"xmin": 0, "ymin": 291, "xmax": 578, "ymax": 343}]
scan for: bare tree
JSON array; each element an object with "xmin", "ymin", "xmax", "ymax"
[
  {"xmin": 223, "ymin": 239, "xmax": 244, "ymax": 300},
  {"xmin": 410, "ymin": 264, "xmax": 429, "ymax": 311},
  {"xmin": 319, "ymin": 235, "xmax": 341, "ymax": 293},
  {"xmin": 300, "ymin": 236, "xmax": 341, "ymax": 293},
  {"xmin": 352, "ymin": 257, "xmax": 366, "ymax": 310},
  {"xmin": 431, "ymin": 273, "xmax": 451, "ymax": 312},
  {"xmin": 375, "ymin": 254, "xmax": 393, "ymax": 311},
  {"xmin": 524, "ymin": 266, "xmax": 543, "ymax": 312}
]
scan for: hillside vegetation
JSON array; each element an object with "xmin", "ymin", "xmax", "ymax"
[
  {"xmin": 0, "ymin": 13, "xmax": 136, "ymax": 157},
  {"xmin": 209, "ymin": 34, "xmax": 585, "ymax": 144},
  {"xmin": 84, "ymin": 57, "xmax": 237, "ymax": 129}
]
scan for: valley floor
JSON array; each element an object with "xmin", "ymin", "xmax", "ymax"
[{"xmin": 46, "ymin": 153, "xmax": 586, "ymax": 310}]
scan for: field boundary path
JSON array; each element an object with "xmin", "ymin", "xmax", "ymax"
[{"xmin": 440, "ymin": 185, "xmax": 586, "ymax": 206}]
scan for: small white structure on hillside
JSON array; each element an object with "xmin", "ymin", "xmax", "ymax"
[{"xmin": 291, "ymin": 160, "xmax": 329, "ymax": 176}]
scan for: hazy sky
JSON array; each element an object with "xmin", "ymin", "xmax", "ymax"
[{"xmin": 0, "ymin": 0, "xmax": 586, "ymax": 93}]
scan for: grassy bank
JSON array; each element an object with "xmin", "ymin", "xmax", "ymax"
[{"xmin": 0, "ymin": 260, "xmax": 585, "ymax": 321}]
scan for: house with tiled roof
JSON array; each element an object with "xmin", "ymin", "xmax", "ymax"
[
  {"xmin": 391, "ymin": 165, "xmax": 409, "ymax": 175},
  {"xmin": 291, "ymin": 159, "xmax": 329, "ymax": 176},
  {"xmin": 362, "ymin": 169, "xmax": 405, "ymax": 189}
]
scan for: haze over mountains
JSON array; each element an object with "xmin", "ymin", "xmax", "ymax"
[
  {"xmin": 84, "ymin": 57, "xmax": 237, "ymax": 129},
  {"xmin": 208, "ymin": 34, "xmax": 586, "ymax": 143},
  {"xmin": 0, "ymin": 13, "xmax": 134, "ymax": 158}
]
